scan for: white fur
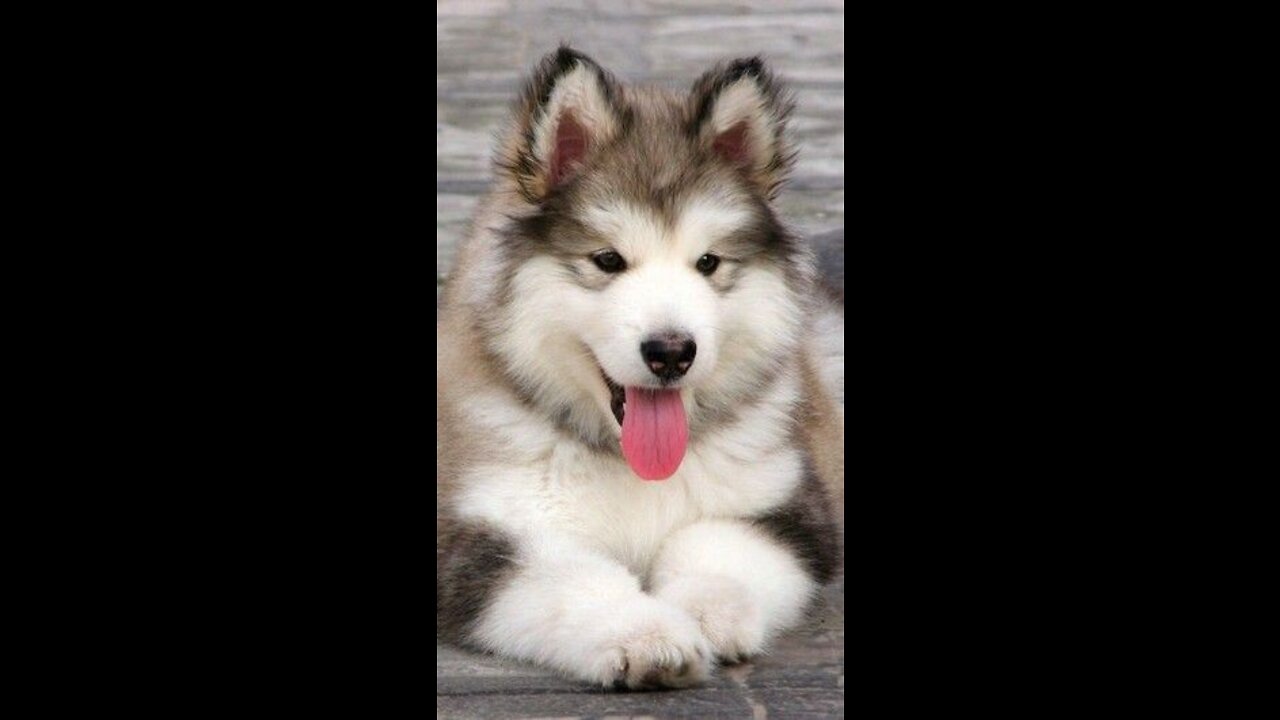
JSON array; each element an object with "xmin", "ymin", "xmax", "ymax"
[
  {"xmin": 651, "ymin": 520, "xmax": 818, "ymax": 659},
  {"xmin": 455, "ymin": 369, "xmax": 803, "ymax": 570},
  {"xmin": 449, "ymin": 172, "xmax": 834, "ymax": 689},
  {"xmin": 472, "ymin": 533, "xmax": 713, "ymax": 688},
  {"xmin": 492, "ymin": 198, "xmax": 799, "ymax": 440},
  {"xmin": 577, "ymin": 202, "xmax": 698, "ymax": 391},
  {"xmin": 675, "ymin": 195, "xmax": 755, "ymax": 250},
  {"xmin": 457, "ymin": 384, "xmax": 813, "ymax": 684}
]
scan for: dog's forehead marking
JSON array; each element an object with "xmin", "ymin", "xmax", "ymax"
[
  {"xmin": 582, "ymin": 201, "xmax": 661, "ymax": 243},
  {"xmin": 675, "ymin": 195, "xmax": 753, "ymax": 253},
  {"xmin": 581, "ymin": 195, "xmax": 752, "ymax": 258},
  {"xmin": 581, "ymin": 201, "xmax": 664, "ymax": 259}
]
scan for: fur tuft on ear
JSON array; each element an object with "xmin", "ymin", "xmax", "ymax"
[
  {"xmin": 496, "ymin": 46, "xmax": 624, "ymax": 201},
  {"xmin": 688, "ymin": 57, "xmax": 796, "ymax": 199}
]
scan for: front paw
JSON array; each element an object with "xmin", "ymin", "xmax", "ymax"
[
  {"xmin": 590, "ymin": 599, "xmax": 713, "ymax": 690},
  {"xmin": 658, "ymin": 575, "xmax": 765, "ymax": 664}
]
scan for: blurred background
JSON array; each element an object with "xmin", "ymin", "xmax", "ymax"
[{"xmin": 436, "ymin": 0, "xmax": 845, "ymax": 300}]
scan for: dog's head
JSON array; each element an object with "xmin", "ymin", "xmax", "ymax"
[{"xmin": 486, "ymin": 47, "xmax": 813, "ymax": 478}]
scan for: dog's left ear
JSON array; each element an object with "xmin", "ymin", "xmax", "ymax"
[{"xmin": 688, "ymin": 57, "xmax": 796, "ymax": 199}]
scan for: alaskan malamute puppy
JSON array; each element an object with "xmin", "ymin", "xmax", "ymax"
[{"xmin": 437, "ymin": 47, "xmax": 844, "ymax": 690}]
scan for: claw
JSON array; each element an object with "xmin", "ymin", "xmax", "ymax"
[{"xmin": 640, "ymin": 668, "xmax": 663, "ymax": 688}]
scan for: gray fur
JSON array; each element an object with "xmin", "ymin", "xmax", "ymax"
[
  {"xmin": 753, "ymin": 461, "xmax": 843, "ymax": 584},
  {"xmin": 436, "ymin": 522, "xmax": 518, "ymax": 646}
]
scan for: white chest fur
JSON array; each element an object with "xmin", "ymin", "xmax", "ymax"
[{"xmin": 453, "ymin": 388, "xmax": 802, "ymax": 576}]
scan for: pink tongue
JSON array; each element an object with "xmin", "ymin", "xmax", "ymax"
[{"xmin": 620, "ymin": 387, "xmax": 688, "ymax": 481}]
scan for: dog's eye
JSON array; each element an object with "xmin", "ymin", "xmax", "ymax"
[
  {"xmin": 591, "ymin": 250, "xmax": 627, "ymax": 274},
  {"xmin": 696, "ymin": 253, "xmax": 721, "ymax": 276}
]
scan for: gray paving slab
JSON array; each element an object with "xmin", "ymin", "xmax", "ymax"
[{"xmin": 437, "ymin": 580, "xmax": 845, "ymax": 720}]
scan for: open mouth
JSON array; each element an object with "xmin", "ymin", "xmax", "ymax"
[
  {"xmin": 603, "ymin": 371, "xmax": 626, "ymax": 426},
  {"xmin": 597, "ymin": 366, "xmax": 689, "ymax": 481}
]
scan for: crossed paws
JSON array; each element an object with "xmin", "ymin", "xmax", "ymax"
[{"xmin": 582, "ymin": 576, "xmax": 766, "ymax": 690}]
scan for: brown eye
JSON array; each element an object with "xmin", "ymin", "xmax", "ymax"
[
  {"xmin": 696, "ymin": 253, "xmax": 720, "ymax": 275},
  {"xmin": 592, "ymin": 250, "xmax": 627, "ymax": 273}
]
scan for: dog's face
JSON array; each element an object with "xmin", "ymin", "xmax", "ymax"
[{"xmin": 487, "ymin": 49, "xmax": 811, "ymax": 475}]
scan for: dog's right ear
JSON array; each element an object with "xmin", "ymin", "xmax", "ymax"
[{"xmin": 498, "ymin": 47, "xmax": 624, "ymax": 201}]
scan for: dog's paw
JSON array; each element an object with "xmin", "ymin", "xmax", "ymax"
[
  {"xmin": 588, "ymin": 600, "xmax": 713, "ymax": 690},
  {"xmin": 658, "ymin": 575, "xmax": 765, "ymax": 664}
]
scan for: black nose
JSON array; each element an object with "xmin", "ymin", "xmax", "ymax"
[{"xmin": 640, "ymin": 334, "xmax": 697, "ymax": 380}]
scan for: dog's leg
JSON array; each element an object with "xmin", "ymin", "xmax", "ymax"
[
  {"xmin": 650, "ymin": 473, "xmax": 841, "ymax": 662},
  {"xmin": 443, "ymin": 529, "xmax": 714, "ymax": 689},
  {"xmin": 648, "ymin": 520, "xmax": 816, "ymax": 662}
]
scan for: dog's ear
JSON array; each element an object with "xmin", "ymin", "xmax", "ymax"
[
  {"xmin": 688, "ymin": 57, "xmax": 795, "ymax": 199},
  {"xmin": 499, "ymin": 47, "xmax": 624, "ymax": 201}
]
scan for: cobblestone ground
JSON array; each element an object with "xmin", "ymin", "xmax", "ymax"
[{"xmin": 437, "ymin": 2, "xmax": 845, "ymax": 716}]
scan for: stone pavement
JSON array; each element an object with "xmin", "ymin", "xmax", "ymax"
[
  {"xmin": 437, "ymin": 2, "xmax": 845, "ymax": 716},
  {"xmin": 437, "ymin": 579, "xmax": 845, "ymax": 720}
]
